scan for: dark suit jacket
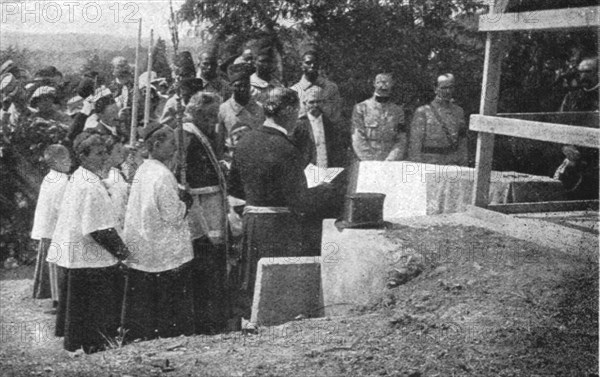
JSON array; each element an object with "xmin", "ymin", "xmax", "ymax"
[
  {"xmin": 292, "ymin": 114, "xmax": 350, "ymax": 168},
  {"xmin": 229, "ymin": 126, "xmax": 326, "ymax": 216}
]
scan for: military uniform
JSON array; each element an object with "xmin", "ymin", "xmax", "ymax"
[
  {"xmin": 408, "ymin": 97, "xmax": 468, "ymax": 166},
  {"xmin": 291, "ymin": 75, "xmax": 342, "ymax": 124},
  {"xmin": 159, "ymin": 94, "xmax": 181, "ymax": 128},
  {"xmin": 199, "ymin": 75, "xmax": 231, "ymax": 102},
  {"xmin": 216, "ymin": 97, "xmax": 265, "ymax": 160},
  {"xmin": 351, "ymin": 97, "xmax": 406, "ymax": 161}
]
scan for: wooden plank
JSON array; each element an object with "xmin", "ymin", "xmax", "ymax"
[
  {"xmin": 466, "ymin": 205, "xmax": 598, "ymax": 255},
  {"xmin": 479, "ymin": 6, "xmax": 600, "ymax": 32},
  {"xmin": 496, "ymin": 112, "xmax": 599, "ymax": 129},
  {"xmin": 515, "ymin": 211, "xmax": 599, "ymax": 235},
  {"xmin": 472, "ymin": 31, "xmax": 506, "ymax": 207},
  {"xmin": 488, "ymin": 200, "xmax": 599, "ymax": 214},
  {"xmin": 473, "ymin": 133, "xmax": 495, "ymax": 207},
  {"xmin": 470, "ymin": 115, "xmax": 600, "ymax": 148}
]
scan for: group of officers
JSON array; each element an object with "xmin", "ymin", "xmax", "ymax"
[{"xmin": 0, "ymin": 38, "xmax": 597, "ymax": 354}]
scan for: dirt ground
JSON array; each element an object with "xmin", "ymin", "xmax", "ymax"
[{"xmin": 0, "ymin": 220, "xmax": 598, "ymax": 377}]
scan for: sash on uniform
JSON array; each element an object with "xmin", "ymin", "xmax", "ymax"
[{"xmin": 182, "ymin": 123, "xmax": 229, "ymax": 246}]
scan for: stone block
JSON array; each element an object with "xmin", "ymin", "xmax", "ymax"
[
  {"xmin": 251, "ymin": 257, "xmax": 323, "ymax": 327},
  {"xmin": 320, "ymin": 219, "xmax": 409, "ymax": 317}
]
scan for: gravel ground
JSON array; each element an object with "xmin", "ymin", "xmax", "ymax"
[{"xmin": 1, "ymin": 219, "xmax": 597, "ymax": 377}]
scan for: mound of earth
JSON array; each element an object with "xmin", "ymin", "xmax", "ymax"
[{"xmin": 1, "ymin": 220, "xmax": 597, "ymax": 376}]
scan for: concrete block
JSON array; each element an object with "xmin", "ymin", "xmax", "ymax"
[
  {"xmin": 320, "ymin": 219, "xmax": 409, "ymax": 317},
  {"xmin": 251, "ymin": 257, "xmax": 323, "ymax": 327}
]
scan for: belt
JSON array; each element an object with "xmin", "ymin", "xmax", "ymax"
[
  {"xmin": 243, "ymin": 205, "xmax": 291, "ymax": 215},
  {"xmin": 188, "ymin": 186, "xmax": 221, "ymax": 195}
]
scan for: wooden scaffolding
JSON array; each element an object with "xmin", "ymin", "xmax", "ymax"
[{"xmin": 466, "ymin": 1, "xmax": 600, "ymax": 253}]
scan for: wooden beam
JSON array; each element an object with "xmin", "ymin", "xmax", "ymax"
[
  {"xmin": 479, "ymin": 6, "xmax": 600, "ymax": 32},
  {"xmin": 470, "ymin": 115, "xmax": 600, "ymax": 148},
  {"xmin": 496, "ymin": 112, "xmax": 599, "ymax": 129},
  {"xmin": 466, "ymin": 205, "xmax": 598, "ymax": 255},
  {"xmin": 473, "ymin": 133, "xmax": 495, "ymax": 207},
  {"xmin": 472, "ymin": 32, "xmax": 506, "ymax": 207},
  {"xmin": 488, "ymin": 200, "xmax": 599, "ymax": 214}
]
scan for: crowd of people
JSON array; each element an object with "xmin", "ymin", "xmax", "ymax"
[{"xmin": 0, "ymin": 36, "xmax": 597, "ymax": 353}]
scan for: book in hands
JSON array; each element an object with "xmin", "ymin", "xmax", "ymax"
[{"xmin": 304, "ymin": 163, "xmax": 344, "ymax": 189}]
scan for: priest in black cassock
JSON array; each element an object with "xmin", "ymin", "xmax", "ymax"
[
  {"xmin": 228, "ymin": 87, "xmax": 330, "ymax": 329},
  {"xmin": 179, "ymin": 91, "xmax": 230, "ymax": 334}
]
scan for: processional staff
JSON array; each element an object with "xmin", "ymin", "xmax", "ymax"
[
  {"xmin": 129, "ymin": 18, "xmax": 142, "ymax": 147},
  {"xmin": 169, "ymin": 0, "xmax": 187, "ymax": 187},
  {"xmin": 143, "ymin": 29, "xmax": 154, "ymax": 130}
]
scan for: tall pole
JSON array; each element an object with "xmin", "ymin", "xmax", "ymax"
[
  {"xmin": 129, "ymin": 18, "xmax": 142, "ymax": 147},
  {"xmin": 169, "ymin": 0, "xmax": 179, "ymax": 58},
  {"xmin": 169, "ymin": 0, "xmax": 186, "ymax": 187},
  {"xmin": 143, "ymin": 29, "xmax": 154, "ymax": 130}
]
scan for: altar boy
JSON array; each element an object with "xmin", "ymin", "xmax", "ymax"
[
  {"xmin": 121, "ymin": 124, "xmax": 195, "ymax": 341},
  {"xmin": 52, "ymin": 132, "xmax": 130, "ymax": 353},
  {"xmin": 31, "ymin": 144, "xmax": 71, "ymax": 310}
]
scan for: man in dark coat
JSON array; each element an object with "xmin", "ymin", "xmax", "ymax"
[
  {"xmin": 291, "ymin": 86, "xmax": 349, "ymax": 220},
  {"xmin": 293, "ymin": 86, "xmax": 350, "ymax": 169},
  {"xmin": 228, "ymin": 88, "xmax": 329, "ymax": 329},
  {"xmin": 179, "ymin": 92, "xmax": 229, "ymax": 334}
]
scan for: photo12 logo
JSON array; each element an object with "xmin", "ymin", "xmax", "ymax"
[{"xmin": 1, "ymin": 1, "xmax": 140, "ymax": 24}]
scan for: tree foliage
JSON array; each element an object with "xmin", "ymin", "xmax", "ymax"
[
  {"xmin": 152, "ymin": 37, "xmax": 173, "ymax": 82},
  {"xmin": 179, "ymin": 0, "xmax": 598, "ymax": 175},
  {"xmin": 179, "ymin": 0, "xmax": 487, "ymax": 118},
  {"xmin": 80, "ymin": 53, "xmax": 114, "ymax": 85},
  {"xmin": 0, "ymin": 46, "xmax": 31, "ymax": 74}
]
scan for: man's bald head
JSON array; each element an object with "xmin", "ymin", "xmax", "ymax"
[
  {"xmin": 578, "ymin": 57, "xmax": 598, "ymax": 89},
  {"xmin": 437, "ymin": 73, "xmax": 455, "ymax": 86},
  {"xmin": 304, "ymin": 87, "xmax": 324, "ymax": 117},
  {"xmin": 435, "ymin": 73, "xmax": 456, "ymax": 101}
]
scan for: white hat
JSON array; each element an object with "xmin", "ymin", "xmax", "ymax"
[
  {"xmin": 0, "ymin": 60, "xmax": 15, "ymax": 76},
  {"xmin": 138, "ymin": 71, "xmax": 156, "ymax": 89},
  {"xmin": 89, "ymin": 86, "xmax": 112, "ymax": 103},
  {"xmin": 138, "ymin": 71, "xmax": 165, "ymax": 90},
  {"xmin": 66, "ymin": 95, "xmax": 84, "ymax": 116},
  {"xmin": 0, "ymin": 73, "xmax": 19, "ymax": 97},
  {"xmin": 30, "ymin": 86, "xmax": 56, "ymax": 100}
]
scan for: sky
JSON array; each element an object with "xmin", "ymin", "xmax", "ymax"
[{"xmin": 0, "ymin": 0, "xmax": 187, "ymax": 39}]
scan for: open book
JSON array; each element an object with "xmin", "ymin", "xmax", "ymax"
[{"xmin": 304, "ymin": 163, "xmax": 344, "ymax": 189}]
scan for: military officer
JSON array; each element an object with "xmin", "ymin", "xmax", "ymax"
[
  {"xmin": 216, "ymin": 63, "xmax": 264, "ymax": 161},
  {"xmin": 408, "ymin": 73, "xmax": 468, "ymax": 166},
  {"xmin": 351, "ymin": 73, "xmax": 407, "ymax": 161}
]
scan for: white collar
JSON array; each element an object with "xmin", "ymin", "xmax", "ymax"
[
  {"xmin": 307, "ymin": 112, "xmax": 322, "ymax": 123},
  {"xmin": 263, "ymin": 118, "xmax": 288, "ymax": 136}
]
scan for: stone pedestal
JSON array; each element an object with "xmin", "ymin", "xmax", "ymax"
[{"xmin": 251, "ymin": 257, "xmax": 323, "ymax": 326}]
